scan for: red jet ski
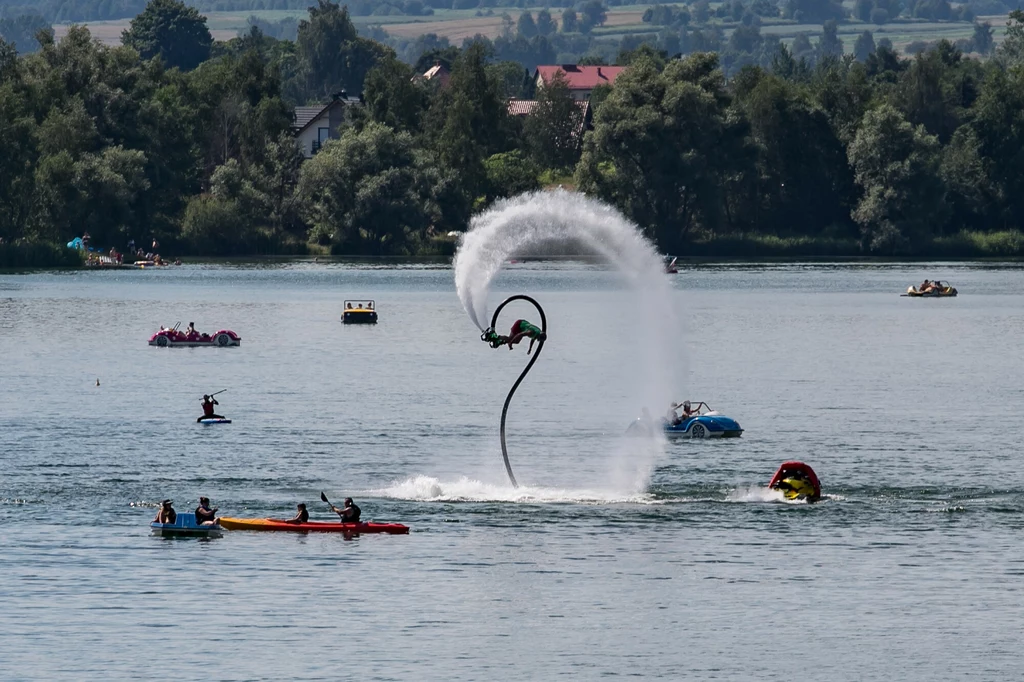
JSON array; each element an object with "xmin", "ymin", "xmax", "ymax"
[{"xmin": 768, "ymin": 461, "xmax": 821, "ymax": 502}]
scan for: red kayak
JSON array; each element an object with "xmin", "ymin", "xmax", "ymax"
[{"xmin": 218, "ymin": 517, "xmax": 409, "ymax": 534}]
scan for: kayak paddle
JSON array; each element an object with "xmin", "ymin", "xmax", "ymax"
[{"xmin": 320, "ymin": 491, "xmax": 333, "ymax": 511}]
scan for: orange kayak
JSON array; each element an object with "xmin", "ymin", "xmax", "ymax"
[{"xmin": 218, "ymin": 517, "xmax": 409, "ymax": 534}]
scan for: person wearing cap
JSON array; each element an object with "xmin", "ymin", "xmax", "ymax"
[
  {"xmin": 668, "ymin": 401, "xmax": 695, "ymax": 426},
  {"xmin": 197, "ymin": 394, "xmax": 224, "ymax": 422},
  {"xmin": 282, "ymin": 503, "xmax": 309, "ymax": 524},
  {"xmin": 195, "ymin": 496, "xmax": 219, "ymax": 526},
  {"xmin": 154, "ymin": 500, "xmax": 177, "ymax": 524},
  {"xmin": 330, "ymin": 498, "xmax": 361, "ymax": 523}
]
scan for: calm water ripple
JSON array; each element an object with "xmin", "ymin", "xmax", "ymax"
[{"xmin": 2, "ymin": 262, "xmax": 1024, "ymax": 680}]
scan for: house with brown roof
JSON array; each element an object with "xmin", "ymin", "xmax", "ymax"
[
  {"xmin": 507, "ymin": 98, "xmax": 593, "ymax": 139},
  {"xmin": 292, "ymin": 91, "xmax": 362, "ymax": 159},
  {"xmin": 534, "ymin": 65, "xmax": 626, "ymax": 101}
]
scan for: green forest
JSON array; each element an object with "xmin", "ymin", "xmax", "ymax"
[{"xmin": 3, "ymin": 0, "xmax": 1024, "ymax": 266}]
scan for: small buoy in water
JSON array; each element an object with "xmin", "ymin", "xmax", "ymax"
[{"xmin": 96, "ymin": 378, "xmax": 100, "ymax": 387}]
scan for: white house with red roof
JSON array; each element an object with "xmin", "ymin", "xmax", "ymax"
[{"xmin": 534, "ymin": 64, "xmax": 626, "ymax": 101}]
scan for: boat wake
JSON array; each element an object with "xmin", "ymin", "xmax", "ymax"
[
  {"xmin": 371, "ymin": 475, "xmax": 661, "ymax": 505},
  {"xmin": 726, "ymin": 486, "xmax": 806, "ymax": 504},
  {"xmin": 725, "ymin": 486, "xmax": 842, "ymax": 504}
]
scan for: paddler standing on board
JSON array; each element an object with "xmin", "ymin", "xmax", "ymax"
[{"xmin": 197, "ymin": 394, "xmax": 225, "ymax": 422}]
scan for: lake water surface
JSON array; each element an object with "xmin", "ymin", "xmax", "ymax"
[{"xmin": 2, "ymin": 262, "xmax": 1023, "ymax": 680}]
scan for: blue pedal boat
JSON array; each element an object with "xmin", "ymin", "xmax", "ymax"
[
  {"xmin": 151, "ymin": 514, "xmax": 223, "ymax": 537},
  {"xmin": 629, "ymin": 402, "xmax": 743, "ymax": 439}
]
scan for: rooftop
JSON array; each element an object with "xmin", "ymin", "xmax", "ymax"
[
  {"xmin": 535, "ymin": 65, "xmax": 626, "ymax": 90},
  {"xmin": 292, "ymin": 105, "xmax": 328, "ymax": 131},
  {"xmin": 416, "ymin": 62, "xmax": 451, "ymax": 89},
  {"xmin": 507, "ymin": 99, "xmax": 590, "ymax": 117},
  {"xmin": 291, "ymin": 93, "xmax": 362, "ymax": 132},
  {"xmin": 507, "ymin": 98, "xmax": 592, "ymax": 139}
]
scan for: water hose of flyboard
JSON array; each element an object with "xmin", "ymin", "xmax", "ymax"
[{"xmin": 478, "ymin": 295, "xmax": 547, "ymax": 488}]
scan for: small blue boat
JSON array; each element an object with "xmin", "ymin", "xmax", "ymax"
[
  {"xmin": 151, "ymin": 514, "xmax": 222, "ymax": 537},
  {"xmin": 664, "ymin": 413, "xmax": 743, "ymax": 438},
  {"xmin": 629, "ymin": 401, "xmax": 743, "ymax": 439}
]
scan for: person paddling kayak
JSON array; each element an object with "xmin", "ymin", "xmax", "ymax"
[
  {"xmin": 197, "ymin": 395, "xmax": 225, "ymax": 422},
  {"xmin": 330, "ymin": 498, "xmax": 361, "ymax": 523}
]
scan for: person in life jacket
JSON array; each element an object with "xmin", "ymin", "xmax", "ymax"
[
  {"xmin": 331, "ymin": 498, "xmax": 361, "ymax": 523},
  {"xmin": 195, "ymin": 496, "xmax": 219, "ymax": 526},
  {"xmin": 197, "ymin": 395, "xmax": 225, "ymax": 422}
]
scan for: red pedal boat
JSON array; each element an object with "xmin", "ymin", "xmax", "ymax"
[{"xmin": 149, "ymin": 323, "xmax": 241, "ymax": 347}]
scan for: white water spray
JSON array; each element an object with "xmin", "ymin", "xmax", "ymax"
[
  {"xmin": 453, "ymin": 190, "xmax": 684, "ymax": 491},
  {"xmin": 371, "ymin": 475, "xmax": 661, "ymax": 505}
]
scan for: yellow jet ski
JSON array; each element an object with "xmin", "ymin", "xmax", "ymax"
[{"xmin": 768, "ymin": 461, "xmax": 822, "ymax": 502}]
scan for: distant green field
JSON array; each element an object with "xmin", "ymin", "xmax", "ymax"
[{"xmin": 56, "ymin": 5, "xmax": 1012, "ymax": 51}]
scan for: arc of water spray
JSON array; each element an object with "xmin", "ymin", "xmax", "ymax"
[
  {"xmin": 488, "ymin": 295, "xmax": 547, "ymax": 488},
  {"xmin": 454, "ymin": 190, "xmax": 681, "ymax": 493}
]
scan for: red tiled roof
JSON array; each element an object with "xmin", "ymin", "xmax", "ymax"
[{"xmin": 535, "ymin": 65, "xmax": 626, "ymax": 90}]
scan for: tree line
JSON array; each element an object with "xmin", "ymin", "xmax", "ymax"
[{"xmin": 3, "ymin": 0, "xmax": 1024, "ymax": 265}]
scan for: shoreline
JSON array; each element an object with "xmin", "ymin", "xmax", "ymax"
[
  {"xmin": 7, "ymin": 253, "xmax": 1024, "ymax": 273},
  {"xmin": 6, "ymin": 230, "xmax": 1024, "ymax": 270}
]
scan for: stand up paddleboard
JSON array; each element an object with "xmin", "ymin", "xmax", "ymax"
[{"xmin": 198, "ymin": 418, "xmax": 232, "ymax": 425}]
